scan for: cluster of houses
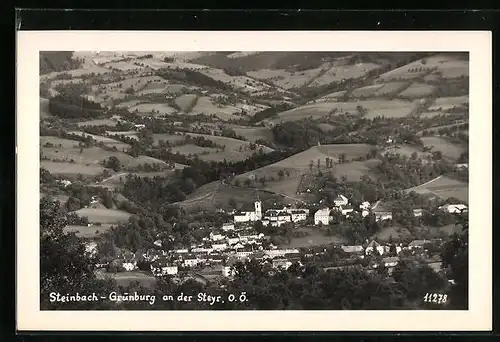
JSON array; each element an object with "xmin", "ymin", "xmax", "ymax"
[
  {"xmin": 313, "ymin": 194, "xmax": 468, "ymax": 226},
  {"xmin": 233, "ymin": 200, "xmax": 310, "ymax": 227}
]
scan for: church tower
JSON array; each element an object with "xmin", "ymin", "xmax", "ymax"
[
  {"xmin": 254, "ymin": 189, "xmax": 262, "ymax": 220},
  {"xmin": 254, "ymin": 200, "xmax": 262, "ymax": 220}
]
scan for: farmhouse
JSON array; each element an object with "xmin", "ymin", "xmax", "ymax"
[
  {"xmin": 265, "ymin": 248, "xmax": 300, "ymax": 258},
  {"xmin": 408, "ymin": 240, "xmax": 430, "ymax": 249},
  {"xmin": 413, "ymin": 209, "xmax": 424, "ymax": 217},
  {"xmin": 314, "ymin": 208, "xmax": 331, "ymax": 225},
  {"xmin": 374, "ymin": 211, "xmax": 393, "ymax": 222},
  {"xmin": 365, "ymin": 240, "xmax": 384, "ymax": 256},
  {"xmin": 341, "ymin": 245, "xmax": 364, "ymax": 254},
  {"xmin": 290, "ymin": 210, "xmax": 308, "ymax": 222},
  {"xmin": 272, "ymin": 258, "xmax": 292, "ymax": 270},
  {"xmin": 183, "ymin": 254, "xmax": 203, "ymax": 267},
  {"xmin": 212, "ymin": 242, "xmax": 228, "ymax": 251},
  {"xmin": 334, "ymin": 194, "xmax": 349, "ymax": 207},
  {"xmin": 340, "ymin": 205, "xmax": 354, "ymax": 216},
  {"xmin": 439, "ymin": 204, "xmax": 468, "ymax": 214},
  {"xmin": 359, "ymin": 201, "xmax": 371, "ymax": 211},
  {"xmin": 222, "ymin": 223, "xmax": 235, "ymax": 231},
  {"xmin": 210, "ymin": 231, "xmax": 226, "ymax": 241},
  {"xmin": 150, "ymin": 259, "xmax": 178, "ymax": 276}
]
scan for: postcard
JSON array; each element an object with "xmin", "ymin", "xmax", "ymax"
[{"xmin": 16, "ymin": 30, "xmax": 492, "ymax": 331}]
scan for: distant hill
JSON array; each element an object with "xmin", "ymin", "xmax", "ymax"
[{"xmin": 40, "ymin": 51, "xmax": 83, "ymax": 75}]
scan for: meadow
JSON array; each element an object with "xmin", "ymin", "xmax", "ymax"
[
  {"xmin": 406, "ymin": 175, "xmax": 468, "ymax": 203},
  {"xmin": 269, "ymin": 99, "xmax": 418, "ymax": 123},
  {"xmin": 427, "ymin": 96, "xmax": 469, "ymax": 111},
  {"xmin": 73, "ymin": 207, "xmax": 132, "ymax": 224},
  {"xmin": 420, "ymin": 136, "xmax": 465, "ymax": 160},
  {"xmin": 63, "ymin": 223, "xmax": 115, "ymax": 238}
]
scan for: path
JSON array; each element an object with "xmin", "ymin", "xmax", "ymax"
[
  {"xmin": 98, "ymin": 172, "xmax": 128, "ymax": 184},
  {"xmin": 406, "ymin": 175, "xmax": 443, "ymax": 191}
]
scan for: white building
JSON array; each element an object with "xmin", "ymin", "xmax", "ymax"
[
  {"xmin": 340, "ymin": 206, "xmax": 354, "ymax": 216},
  {"xmin": 413, "ymin": 209, "xmax": 424, "ymax": 217},
  {"xmin": 212, "ymin": 243, "xmax": 228, "ymax": 251},
  {"xmin": 314, "ymin": 208, "xmax": 331, "ymax": 225},
  {"xmin": 375, "ymin": 211, "xmax": 393, "ymax": 222},
  {"xmin": 290, "ymin": 210, "xmax": 308, "ymax": 222},
  {"xmin": 272, "ymin": 258, "xmax": 292, "ymax": 270},
  {"xmin": 210, "ymin": 232, "xmax": 226, "ymax": 241},
  {"xmin": 222, "ymin": 223, "xmax": 235, "ymax": 231},
  {"xmin": 233, "ymin": 201, "xmax": 262, "ymax": 223},
  {"xmin": 264, "ymin": 248, "xmax": 299, "ymax": 258},
  {"xmin": 359, "ymin": 201, "xmax": 371, "ymax": 211},
  {"xmin": 334, "ymin": 194, "xmax": 349, "ymax": 207},
  {"xmin": 365, "ymin": 240, "xmax": 384, "ymax": 256},
  {"xmin": 439, "ymin": 204, "xmax": 468, "ymax": 214}
]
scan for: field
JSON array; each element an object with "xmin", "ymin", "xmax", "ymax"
[
  {"xmin": 76, "ymin": 118, "xmax": 118, "ymax": 127},
  {"xmin": 63, "ymin": 224, "xmax": 114, "ymax": 238},
  {"xmin": 420, "ymin": 136, "xmax": 465, "ymax": 160},
  {"xmin": 165, "ymin": 133, "xmax": 274, "ymax": 162},
  {"xmin": 41, "ymin": 136, "xmax": 83, "ymax": 149},
  {"xmin": 42, "ymin": 144, "xmax": 134, "ymax": 166},
  {"xmin": 126, "ymin": 155, "xmax": 168, "ymax": 168},
  {"xmin": 308, "ymin": 62, "xmax": 382, "ymax": 87},
  {"xmin": 233, "ymin": 144, "xmax": 374, "ymax": 196},
  {"xmin": 398, "ymin": 83, "xmax": 437, "ymax": 98},
  {"xmin": 67, "ymin": 131, "xmax": 130, "ymax": 150},
  {"xmin": 382, "ymin": 144, "xmax": 432, "ymax": 159},
  {"xmin": 317, "ymin": 123, "xmax": 337, "ymax": 133},
  {"xmin": 177, "ymin": 181, "xmax": 296, "ymax": 212},
  {"xmin": 247, "ymin": 65, "xmax": 329, "ymax": 89},
  {"xmin": 333, "ymin": 160, "xmax": 379, "ymax": 182},
  {"xmin": 128, "ymin": 102, "xmax": 178, "ymax": 116},
  {"xmin": 377, "ymin": 54, "xmax": 469, "ymax": 82},
  {"xmin": 190, "ymin": 96, "xmax": 241, "ymax": 120},
  {"xmin": 96, "ymin": 270, "xmax": 157, "ymax": 289},
  {"xmin": 285, "ymin": 228, "xmax": 347, "ymax": 248},
  {"xmin": 231, "ymin": 126, "xmax": 274, "ymax": 143},
  {"xmin": 406, "ymin": 175, "xmax": 468, "ymax": 203},
  {"xmin": 199, "ymin": 68, "xmax": 273, "ymax": 94},
  {"xmin": 419, "ymin": 111, "xmax": 446, "ymax": 118},
  {"xmin": 106, "ymin": 130, "xmax": 139, "ymax": 140},
  {"xmin": 427, "ymin": 96, "xmax": 469, "ymax": 111},
  {"xmin": 371, "ymin": 226, "xmax": 412, "ymax": 242},
  {"xmin": 41, "ymin": 160, "xmax": 110, "ymax": 176},
  {"xmin": 152, "ymin": 133, "xmax": 185, "ymax": 146},
  {"xmin": 40, "ymin": 65, "xmax": 111, "ymax": 81},
  {"xmin": 268, "ymin": 99, "xmax": 418, "ymax": 123},
  {"xmin": 171, "ymin": 144, "xmax": 218, "ymax": 156},
  {"xmin": 73, "ymin": 208, "xmax": 132, "ymax": 224},
  {"xmin": 175, "ymin": 94, "xmax": 198, "ymax": 112},
  {"xmin": 96, "ymin": 168, "xmax": 184, "ymax": 189}
]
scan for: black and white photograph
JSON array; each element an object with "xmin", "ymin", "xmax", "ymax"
[{"xmin": 17, "ymin": 31, "xmax": 491, "ymax": 331}]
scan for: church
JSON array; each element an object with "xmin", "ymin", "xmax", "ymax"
[{"xmin": 233, "ymin": 200, "xmax": 262, "ymax": 223}]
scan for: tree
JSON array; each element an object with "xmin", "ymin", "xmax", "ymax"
[
  {"xmin": 228, "ymin": 197, "xmax": 237, "ymax": 209},
  {"xmin": 285, "ymin": 170, "xmax": 291, "ymax": 178},
  {"xmin": 40, "ymin": 197, "xmax": 117, "ymax": 309},
  {"xmin": 316, "ymin": 159, "xmax": 320, "ymax": 170},
  {"xmin": 277, "ymin": 170, "xmax": 285, "ymax": 180},
  {"xmin": 104, "ymin": 156, "xmax": 121, "ymax": 172},
  {"xmin": 244, "ymin": 178, "xmax": 252, "ymax": 188},
  {"xmin": 339, "ymin": 153, "xmax": 346, "ymax": 164},
  {"xmin": 309, "ymin": 160, "xmax": 314, "ymax": 172}
]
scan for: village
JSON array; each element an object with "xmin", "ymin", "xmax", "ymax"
[{"xmin": 85, "ymin": 192, "xmax": 467, "ymax": 285}]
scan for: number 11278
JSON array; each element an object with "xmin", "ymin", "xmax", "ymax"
[{"xmin": 423, "ymin": 293, "xmax": 447, "ymax": 304}]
